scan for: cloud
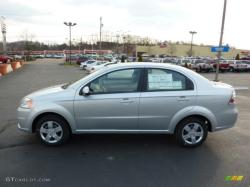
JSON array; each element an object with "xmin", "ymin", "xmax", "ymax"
[
  {"xmin": 0, "ymin": 1, "xmax": 50, "ymax": 23},
  {"xmin": 1, "ymin": 0, "xmax": 250, "ymax": 49}
]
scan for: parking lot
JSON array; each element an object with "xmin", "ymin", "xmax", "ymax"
[{"xmin": 0, "ymin": 59, "xmax": 250, "ymax": 187}]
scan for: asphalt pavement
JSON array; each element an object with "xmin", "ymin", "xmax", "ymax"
[{"xmin": 0, "ymin": 59, "xmax": 250, "ymax": 187}]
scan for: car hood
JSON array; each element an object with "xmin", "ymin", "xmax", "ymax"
[{"xmin": 26, "ymin": 84, "xmax": 65, "ymax": 99}]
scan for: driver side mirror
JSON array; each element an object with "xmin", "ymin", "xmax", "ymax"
[{"xmin": 82, "ymin": 86, "xmax": 90, "ymax": 95}]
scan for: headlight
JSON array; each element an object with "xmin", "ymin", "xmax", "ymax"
[{"xmin": 20, "ymin": 98, "xmax": 33, "ymax": 109}]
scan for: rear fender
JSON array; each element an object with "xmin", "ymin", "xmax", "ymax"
[{"xmin": 169, "ymin": 106, "xmax": 217, "ymax": 133}]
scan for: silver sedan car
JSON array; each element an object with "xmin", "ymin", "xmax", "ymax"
[{"xmin": 17, "ymin": 63, "xmax": 238, "ymax": 147}]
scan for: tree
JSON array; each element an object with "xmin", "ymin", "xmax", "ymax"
[
  {"xmin": 235, "ymin": 53, "xmax": 240, "ymax": 60},
  {"xmin": 138, "ymin": 55, "xmax": 143, "ymax": 62},
  {"xmin": 19, "ymin": 30, "xmax": 35, "ymax": 60}
]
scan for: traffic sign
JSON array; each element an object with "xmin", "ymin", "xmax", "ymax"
[{"xmin": 211, "ymin": 46, "xmax": 230, "ymax": 52}]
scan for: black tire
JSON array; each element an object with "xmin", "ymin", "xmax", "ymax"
[
  {"xmin": 230, "ymin": 67, "xmax": 234, "ymax": 72},
  {"xmin": 175, "ymin": 117, "xmax": 208, "ymax": 148},
  {"xmin": 36, "ymin": 114, "xmax": 70, "ymax": 146}
]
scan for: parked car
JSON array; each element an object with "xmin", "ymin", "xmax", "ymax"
[
  {"xmin": 176, "ymin": 59, "xmax": 192, "ymax": 67},
  {"xmin": 75, "ymin": 56, "xmax": 93, "ymax": 65},
  {"xmin": 52, "ymin": 54, "xmax": 64, "ymax": 59},
  {"xmin": 80, "ymin": 60, "xmax": 96, "ymax": 70},
  {"xmin": 162, "ymin": 58, "xmax": 178, "ymax": 64},
  {"xmin": 87, "ymin": 62, "xmax": 118, "ymax": 73},
  {"xmin": 31, "ymin": 54, "xmax": 44, "ymax": 59},
  {"xmin": 211, "ymin": 60, "xmax": 230, "ymax": 72},
  {"xmin": 13, "ymin": 55, "xmax": 23, "ymax": 60},
  {"xmin": 0, "ymin": 55, "xmax": 13, "ymax": 63},
  {"xmin": 65, "ymin": 55, "xmax": 81, "ymax": 63},
  {"xmin": 44, "ymin": 54, "xmax": 53, "ymax": 58},
  {"xmin": 243, "ymin": 60, "xmax": 250, "ymax": 71},
  {"xmin": 193, "ymin": 59, "xmax": 214, "ymax": 72},
  {"xmin": 85, "ymin": 61, "xmax": 108, "ymax": 72},
  {"xmin": 17, "ymin": 63, "xmax": 238, "ymax": 147},
  {"xmin": 228, "ymin": 60, "xmax": 248, "ymax": 72},
  {"xmin": 241, "ymin": 57, "xmax": 250, "ymax": 60}
]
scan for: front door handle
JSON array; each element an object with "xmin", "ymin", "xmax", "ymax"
[{"xmin": 177, "ymin": 96, "xmax": 190, "ymax": 101}]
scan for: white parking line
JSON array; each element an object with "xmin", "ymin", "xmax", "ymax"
[{"xmin": 234, "ymin": 86, "xmax": 249, "ymax": 90}]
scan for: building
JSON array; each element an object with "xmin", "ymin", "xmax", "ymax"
[{"xmin": 136, "ymin": 44, "xmax": 248, "ymax": 59}]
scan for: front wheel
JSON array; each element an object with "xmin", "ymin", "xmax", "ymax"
[
  {"xmin": 175, "ymin": 117, "xmax": 208, "ymax": 147},
  {"xmin": 36, "ymin": 114, "xmax": 70, "ymax": 146}
]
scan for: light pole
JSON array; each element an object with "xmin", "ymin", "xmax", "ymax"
[
  {"xmin": 64, "ymin": 22, "xmax": 77, "ymax": 64},
  {"xmin": 215, "ymin": 0, "xmax": 227, "ymax": 82},
  {"xmin": 123, "ymin": 35, "xmax": 126, "ymax": 54},
  {"xmin": 1, "ymin": 16, "xmax": 7, "ymax": 55},
  {"xmin": 116, "ymin": 34, "xmax": 120, "ymax": 54},
  {"xmin": 189, "ymin": 31, "xmax": 197, "ymax": 57},
  {"xmin": 99, "ymin": 17, "xmax": 103, "ymax": 56}
]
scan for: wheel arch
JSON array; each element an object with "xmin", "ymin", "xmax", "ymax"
[
  {"xmin": 174, "ymin": 114, "xmax": 212, "ymax": 133},
  {"xmin": 169, "ymin": 106, "xmax": 217, "ymax": 133},
  {"xmin": 32, "ymin": 112, "xmax": 73, "ymax": 134}
]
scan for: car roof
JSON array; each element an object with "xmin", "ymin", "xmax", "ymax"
[
  {"xmin": 105, "ymin": 62, "xmax": 188, "ymax": 71},
  {"xmin": 71, "ymin": 62, "xmax": 211, "ymax": 90},
  {"xmin": 104, "ymin": 62, "xmax": 210, "ymax": 84}
]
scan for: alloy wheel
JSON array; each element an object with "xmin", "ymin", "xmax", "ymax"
[
  {"xmin": 182, "ymin": 123, "xmax": 204, "ymax": 145},
  {"xmin": 39, "ymin": 121, "xmax": 63, "ymax": 144}
]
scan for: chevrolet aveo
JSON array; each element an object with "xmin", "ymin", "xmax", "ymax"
[{"xmin": 17, "ymin": 63, "xmax": 238, "ymax": 147}]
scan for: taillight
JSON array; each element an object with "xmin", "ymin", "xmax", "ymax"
[{"xmin": 228, "ymin": 91, "xmax": 236, "ymax": 104}]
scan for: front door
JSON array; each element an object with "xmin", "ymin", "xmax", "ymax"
[{"xmin": 74, "ymin": 68, "xmax": 142, "ymax": 130}]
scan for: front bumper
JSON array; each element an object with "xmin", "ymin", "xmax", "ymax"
[
  {"xmin": 17, "ymin": 107, "xmax": 33, "ymax": 133},
  {"xmin": 17, "ymin": 123, "xmax": 31, "ymax": 132}
]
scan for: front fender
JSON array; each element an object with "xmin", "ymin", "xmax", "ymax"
[
  {"xmin": 169, "ymin": 106, "xmax": 217, "ymax": 133},
  {"xmin": 29, "ymin": 102, "xmax": 76, "ymax": 132}
]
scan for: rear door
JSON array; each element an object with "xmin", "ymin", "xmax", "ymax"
[{"xmin": 139, "ymin": 68, "xmax": 197, "ymax": 130}]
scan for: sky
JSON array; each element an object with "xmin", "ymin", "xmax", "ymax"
[{"xmin": 0, "ymin": 0, "xmax": 249, "ymax": 49}]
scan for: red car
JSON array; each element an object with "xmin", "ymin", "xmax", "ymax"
[
  {"xmin": 211, "ymin": 60, "xmax": 230, "ymax": 72},
  {"xmin": 0, "ymin": 56, "xmax": 13, "ymax": 64}
]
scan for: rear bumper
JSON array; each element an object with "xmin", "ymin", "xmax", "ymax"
[
  {"xmin": 220, "ymin": 67, "xmax": 229, "ymax": 70},
  {"xmin": 213, "ymin": 107, "xmax": 238, "ymax": 132}
]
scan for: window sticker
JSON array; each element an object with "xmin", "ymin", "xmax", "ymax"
[
  {"xmin": 148, "ymin": 74, "xmax": 174, "ymax": 89},
  {"xmin": 148, "ymin": 74, "xmax": 173, "ymax": 83},
  {"xmin": 172, "ymin": 81, "xmax": 183, "ymax": 89}
]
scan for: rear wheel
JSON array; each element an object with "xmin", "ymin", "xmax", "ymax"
[
  {"xmin": 175, "ymin": 117, "xmax": 208, "ymax": 147},
  {"xmin": 36, "ymin": 114, "xmax": 70, "ymax": 146}
]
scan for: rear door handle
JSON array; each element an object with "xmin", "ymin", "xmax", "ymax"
[
  {"xmin": 120, "ymin": 98, "xmax": 134, "ymax": 104},
  {"xmin": 177, "ymin": 96, "xmax": 190, "ymax": 101}
]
